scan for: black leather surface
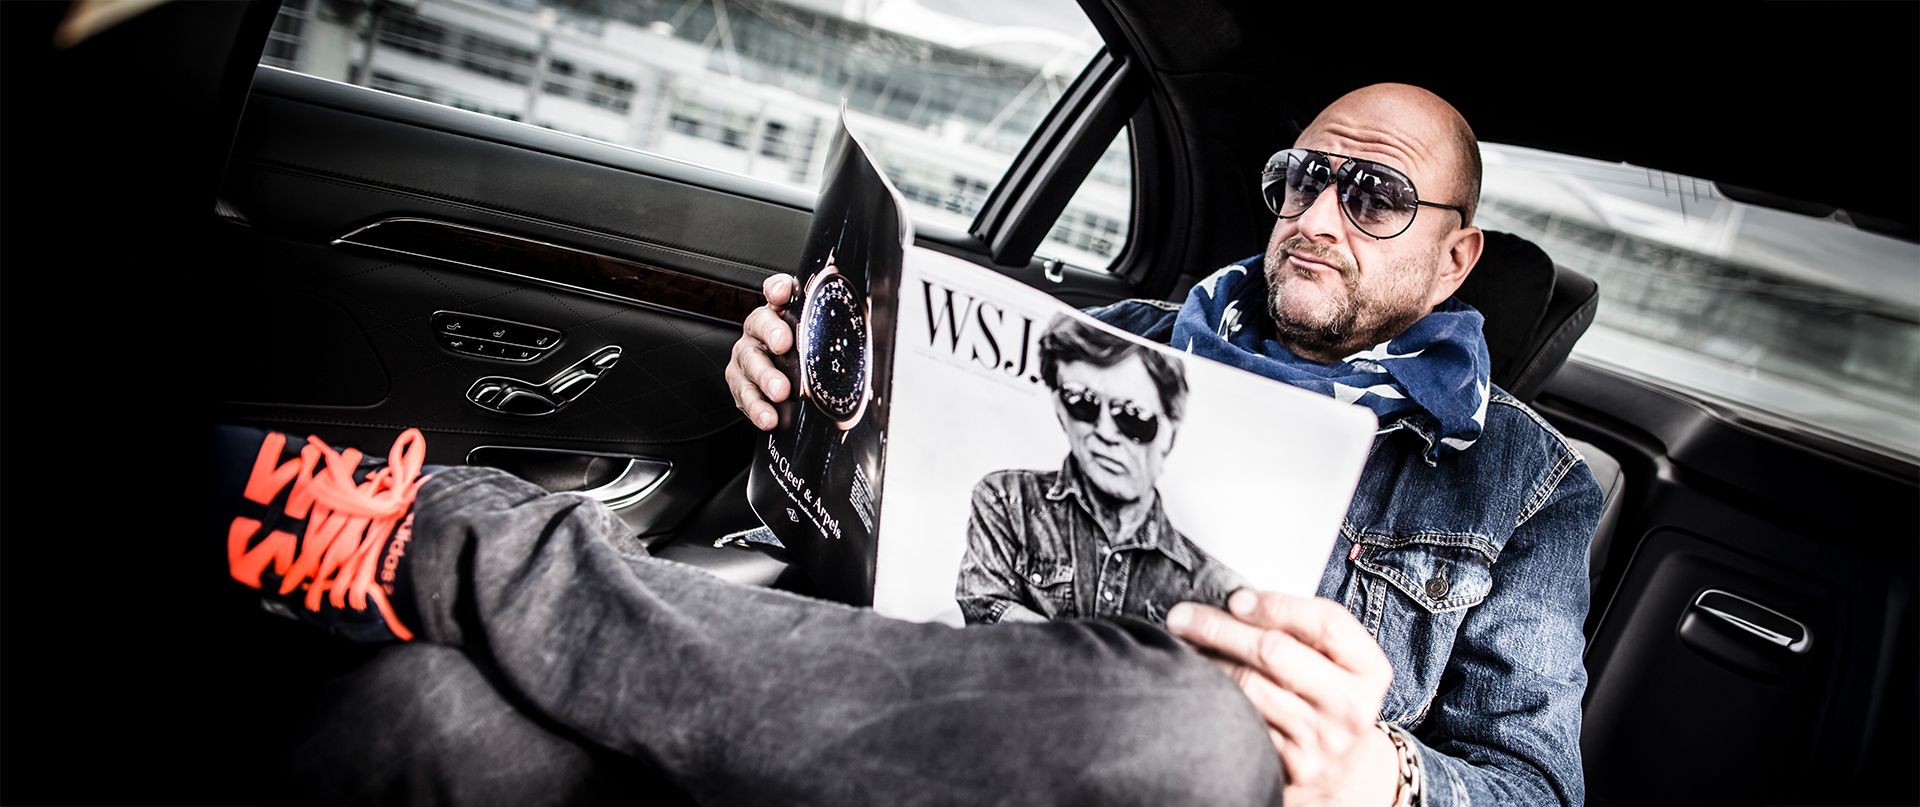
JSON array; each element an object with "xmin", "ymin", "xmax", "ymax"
[
  {"xmin": 232, "ymin": 74, "xmax": 812, "ymax": 289},
  {"xmin": 1567, "ymin": 436, "xmax": 1625, "ymax": 585},
  {"xmin": 1454, "ymin": 230, "xmax": 1554, "ymax": 395},
  {"xmin": 213, "ymin": 230, "xmax": 744, "ymax": 444},
  {"xmin": 1515, "ymin": 265, "xmax": 1598, "ymax": 401}
]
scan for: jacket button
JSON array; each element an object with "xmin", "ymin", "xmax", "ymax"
[{"xmin": 1425, "ymin": 576, "xmax": 1450, "ymax": 599}]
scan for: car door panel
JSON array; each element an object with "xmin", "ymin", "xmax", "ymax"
[
  {"xmin": 213, "ymin": 71, "xmax": 819, "ymax": 540},
  {"xmin": 237, "ymin": 69, "xmax": 812, "ymax": 286},
  {"xmin": 1535, "ymin": 361, "xmax": 1917, "ymax": 805}
]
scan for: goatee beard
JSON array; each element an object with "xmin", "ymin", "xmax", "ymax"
[
  {"xmin": 1264, "ymin": 237, "xmax": 1360, "ymax": 357},
  {"xmin": 1262, "ymin": 237, "xmax": 1429, "ymax": 361}
]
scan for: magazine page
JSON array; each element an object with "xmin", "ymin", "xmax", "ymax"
[
  {"xmin": 749, "ymin": 112, "xmax": 1377, "ymax": 622},
  {"xmin": 873, "ymin": 249, "xmax": 1379, "ymax": 625},
  {"xmin": 746, "ymin": 111, "xmax": 911, "ymax": 605}
]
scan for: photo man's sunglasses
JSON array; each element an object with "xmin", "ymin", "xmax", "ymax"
[
  {"xmin": 1056, "ymin": 384, "xmax": 1161, "ymax": 444},
  {"xmin": 1260, "ymin": 148, "xmax": 1467, "ymax": 240}
]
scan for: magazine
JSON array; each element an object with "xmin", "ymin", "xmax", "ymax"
[{"xmin": 748, "ymin": 114, "xmax": 1377, "ymax": 626}]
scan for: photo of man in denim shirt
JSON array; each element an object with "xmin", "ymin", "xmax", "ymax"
[{"xmin": 955, "ymin": 315, "xmax": 1246, "ymax": 626}]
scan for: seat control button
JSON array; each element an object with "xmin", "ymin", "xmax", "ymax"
[
  {"xmin": 432, "ymin": 312, "xmax": 562, "ymax": 352},
  {"xmin": 472, "ymin": 383, "xmax": 506, "ymax": 406},
  {"xmin": 498, "ymin": 389, "xmax": 560, "ymax": 416}
]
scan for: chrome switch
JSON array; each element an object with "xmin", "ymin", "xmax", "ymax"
[{"xmin": 466, "ymin": 345, "xmax": 622, "ymax": 417}]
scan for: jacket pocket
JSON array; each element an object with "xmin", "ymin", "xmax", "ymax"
[
  {"xmin": 1352, "ymin": 534, "xmax": 1495, "ymax": 613},
  {"xmin": 1024, "ymin": 561, "xmax": 1075, "ymax": 602},
  {"xmin": 1348, "ymin": 533, "xmax": 1498, "ymax": 725}
]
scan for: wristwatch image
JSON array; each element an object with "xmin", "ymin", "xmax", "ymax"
[{"xmin": 794, "ymin": 249, "xmax": 873, "ymax": 432}]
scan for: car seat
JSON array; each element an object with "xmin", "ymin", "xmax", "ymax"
[{"xmin": 1453, "ymin": 230, "xmax": 1622, "ymax": 593}]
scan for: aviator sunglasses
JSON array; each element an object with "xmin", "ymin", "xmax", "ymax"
[
  {"xmin": 1056, "ymin": 383, "xmax": 1161, "ymax": 444},
  {"xmin": 1261, "ymin": 148, "xmax": 1467, "ymax": 239}
]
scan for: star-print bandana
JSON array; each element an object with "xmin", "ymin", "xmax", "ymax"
[{"xmin": 1172, "ymin": 255, "xmax": 1492, "ymax": 461}]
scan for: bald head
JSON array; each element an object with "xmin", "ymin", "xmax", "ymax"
[{"xmin": 1299, "ymin": 83, "xmax": 1481, "ymax": 225}]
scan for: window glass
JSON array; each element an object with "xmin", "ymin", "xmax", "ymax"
[
  {"xmin": 1478, "ymin": 143, "xmax": 1920, "ymax": 459},
  {"xmin": 1041, "ymin": 129, "xmax": 1131, "ymax": 272},
  {"xmin": 259, "ymin": 0, "xmax": 1126, "ymax": 254}
]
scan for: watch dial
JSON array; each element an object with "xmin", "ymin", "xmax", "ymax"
[{"xmin": 800, "ymin": 273, "xmax": 869, "ymax": 421}]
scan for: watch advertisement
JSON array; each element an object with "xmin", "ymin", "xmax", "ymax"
[{"xmin": 748, "ymin": 111, "xmax": 906, "ymax": 604}]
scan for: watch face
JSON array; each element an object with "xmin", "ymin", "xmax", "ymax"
[{"xmin": 798, "ymin": 270, "xmax": 871, "ymax": 424}]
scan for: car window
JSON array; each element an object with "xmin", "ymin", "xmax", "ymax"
[
  {"xmin": 258, "ymin": 0, "xmax": 1129, "ymax": 271},
  {"xmin": 1478, "ymin": 143, "xmax": 1920, "ymax": 460},
  {"xmin": 1040, "ymin": 129, "xmax": 1131, "ymax": 272}
]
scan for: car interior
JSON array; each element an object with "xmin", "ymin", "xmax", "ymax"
[{"xmin": 2, "ymin": 1, "xmax": 1914, "ymax": 804}]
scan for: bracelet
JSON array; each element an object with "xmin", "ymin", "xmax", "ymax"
[{"xmin": 1377, "ymin": 721, "xmax": 1424, "ymax": 807}]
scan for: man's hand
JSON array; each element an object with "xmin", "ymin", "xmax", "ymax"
[
  {"xmin": 1167, "ymin": 591, "xmax": 1400, "ymax": 806},
  {"xmin": 725, "ymin": 273, "xmax": 798, "ymax": 430}
]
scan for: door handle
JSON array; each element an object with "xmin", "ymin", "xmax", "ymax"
[
  {"xmin": 1687, "ymin": 589, "xmax": 1810, "ymax": 652},
  {"xmin": 578, "ymin": 458, "xmax": 673, "ymax": 508},
  {"xmin": 1678, "ymin": 588, "xmax": 1812, "ymax": 683},
  {"xmin": 468, "ymin": 345, "xmax": 621, "ymax": 416},
  {"xmin": 466, "ymin": 445, "xmax": 670, "ymax": 511}
]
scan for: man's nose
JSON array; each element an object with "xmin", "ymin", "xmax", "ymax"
[{"xmin": 1293, "ymin": 182, "xmax": 1345, "ymax": 242}]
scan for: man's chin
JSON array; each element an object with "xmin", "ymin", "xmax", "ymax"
[
  {"xmin": 1269, "ymin": 307, "xmax": 1355, "ymax": 356},
  {"xmin": 1084, "ymin": 476, "xmax": 1143, "ymax": 504},
  {"xmin": 1270, "ymin": 301, "xmax": 1344, "ymax": 340}
]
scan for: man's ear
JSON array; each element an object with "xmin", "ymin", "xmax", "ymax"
[{"xmin": 1428, "ymin": 225, "xmax": 1484, "ymax": 308}]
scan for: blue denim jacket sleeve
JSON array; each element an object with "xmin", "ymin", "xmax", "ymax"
[{"xmin": 1401, "ymin": 459, "xmax": 1602, "ymax": 807}]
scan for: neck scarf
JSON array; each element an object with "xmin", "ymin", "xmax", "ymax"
[{"xmin": 1171, "ymin": 255, "xmax": 1491, "ymax": 461}]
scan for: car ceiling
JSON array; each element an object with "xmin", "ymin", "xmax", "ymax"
[{"xmin": 1095, "ymin": 0, "xmax": 1920, "ymax": 241}]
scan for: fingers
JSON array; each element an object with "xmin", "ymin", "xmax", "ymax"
[
  {"xmin": 1170, "ymin": 603, "xmax": 1354, "ymax": 709},
  {"xmin": 723, "ymin": 352, "xmax": 781, "ymax": 430},
  {"xmin": 1209, "ymin": 655, "xmax": 1368, "ymax": 786},
  {"xmin": 762, "ymin": 273, "xmax": 797, "ymax": 308},
  {"xmin": 724, "ymin": 274, "xmax": 799, "ymax": 431},
  {"xmin": 1226, "ymin": 590, "xmax": 1393, "ymax": 685},
  {"xmin": 1239, "ymin": 682, "xmax": 1325, "ymax": 782},
  {"xmin": 743, "ymin": 303, "xmax": 794, "ymax": 357}
]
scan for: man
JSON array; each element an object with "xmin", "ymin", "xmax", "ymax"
[
  {"xmin": 228, "ymin": 83, "xmax": 1596, "ymax": 805},
  {"xmin": 957, "ymin": 314, "xmax": 1246, "ymax": 625},
  {"xmin": 732, "ymin": 83, "xmax": 1600, "ymax": 805}
]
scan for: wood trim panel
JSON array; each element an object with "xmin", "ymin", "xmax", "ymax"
[{"xmin": 333, "ymin": 217, "xmax": 762, "ymax": 325}]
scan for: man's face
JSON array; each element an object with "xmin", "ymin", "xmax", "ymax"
[
  {"xmin": 1052, "ymin": 356, "xmax": 1176, "ymax": 503},
  {"xmin": 1262, "ymin": 124, "xmax": 1459, "ymax": 361}
]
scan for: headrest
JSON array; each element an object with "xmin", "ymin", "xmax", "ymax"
[{"xmin": 1454, "ymin": 231, "xmax": 1600, "ymax": 402}]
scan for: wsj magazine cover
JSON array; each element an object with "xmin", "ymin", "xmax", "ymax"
[{"xmin": 751, "ymin": 115, "xmax": 1378, "ymax": 623}]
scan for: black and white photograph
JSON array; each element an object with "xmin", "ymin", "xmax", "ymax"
[
  {"xmin": 954, "ymin": 314, "xmax": 1247, "ymax": 625},
  {"xmin": 874, "ymin": 247, "xmax": 1377, "ymax": 625}
]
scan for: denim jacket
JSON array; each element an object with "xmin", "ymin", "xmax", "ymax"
[{"xmin": 1091, "ymin": 298, "xmax": 1603, "ymax": 807}]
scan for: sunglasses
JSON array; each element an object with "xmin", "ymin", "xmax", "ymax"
[
  {"xmin": 1261, "ymin": 148, "xmax": 1467, "ymax": 239},
  {"xmin": 1056, "ymin": 383, "xmax": 1161, "ymax": 444}
]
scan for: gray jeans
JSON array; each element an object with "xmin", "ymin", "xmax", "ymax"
[{"xmin": 288, "ymin": 466, "xmax": 1283, "ymax": 806}]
